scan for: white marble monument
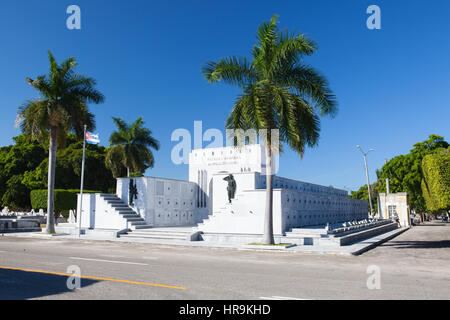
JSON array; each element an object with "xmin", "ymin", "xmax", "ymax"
[{"xmin": 77, "ymin": 144, "xmax": 368, "ymax": 239}]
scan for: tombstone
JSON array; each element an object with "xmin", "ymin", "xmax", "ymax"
[
  {"xmin": 38, "ymin": 209, "xmax": 44, "ymax": 216},
  {"xmin": 30, "ymin": 209, "xmax": 35, "ymax": 216},
  {"xmin": 2, "ymin": 207, "xmax": 9, "ymax": 215}
]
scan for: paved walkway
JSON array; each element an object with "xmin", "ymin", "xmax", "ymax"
[
  {"xmin": 0, "ymin": 222, "xmax": 448, "ymax": 299},
  {"xmin": 2, "ymin": 225, "xmax": 409, "ymax": 255}
]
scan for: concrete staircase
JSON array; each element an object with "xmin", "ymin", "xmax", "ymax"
[
  {"xmin": 100, "ymin": 194, "xmax": 152, "ymax": 230},
  {"xmin": 285, "ymin": 221, "xmax": 399, "ymax": 246},
  {"xmin": 119, "ymin": 227, "xmax": 200, "ymax": 241},
  {"xmin": 285, "ymin": 227, "xmax": 329, "ymax": 246},
  {"xmin": 195, "ymin": 193, "xmax": 246, "ymax": 230}
]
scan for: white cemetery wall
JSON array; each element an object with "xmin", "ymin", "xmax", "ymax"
[
  {"xmin": 77, "ymin": 194, "xmax": 128, "ymax": 230},
  {"xmin": 200, "ymin": 172, "xmax": 368, "ymax": 235},
  {"xmin": 116, "ymin": 177, "xmax": 198, "ymax": 227},
  {"xmin": 280, "ymin": 190, "xmax": 368, "ymax": 230}
]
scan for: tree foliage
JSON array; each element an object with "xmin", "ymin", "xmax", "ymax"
[
  {"xmin": 30, "ymin": 189, "xmax": 100, "ymax": 215},
  {"xmin": 22, "ymin": 134, "xmax": 116, "ymax": 192},
  {"xmin": 375, "ymin": 135, "xmax": 448, "ymax": 212},
  {"xmin": 17, "ymin": 50, "xmax": 104, "ymax": 233},
  {"xmin": 349, "ymin": 182, "xmax": 380, "ymax": 213},
  {"xmin": 0, "ymin": 135, "xmax": 47, "ymax": 209},
  {"xmin": 0, "ymin": 134, "xmax": 115, "ymax": 210},
  {"xmin": 421, "ymin": 149, "xmax": 450, "ymax": 212},
  {"xmin": 202, "ymin": 15, "xmax": 337, "ymax": 244},
  {"xmin": 202, "ymin": 14, "xmax": 337, "ymax": 156},
  {"xmin": 106, "ymin": 117, "xmax": 160, "ymax": 178},
  {"xmin": 18, "ymin": 51, "xmax": 103, "ymax": 144}
]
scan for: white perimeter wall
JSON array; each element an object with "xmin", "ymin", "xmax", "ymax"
[
  {"xmin": 116, "ymin": 177, "xmax": 198, "ymax": 227},
  {"xmin": 198, "ymin": 172, "xmax": 368, "ymax": 235},
  {"xmin": 76, "ymin": 194, "xmax": 129, "ymax": 230}
]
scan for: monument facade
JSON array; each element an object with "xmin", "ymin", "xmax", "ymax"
[{"xmin": 76, "ymin": 144, "xmax": 368, "ymax": 238}]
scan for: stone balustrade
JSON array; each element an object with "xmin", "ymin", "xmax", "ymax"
[{"xmin": 330, "ymin": 219, "xmax": 391, "ymax": 236}]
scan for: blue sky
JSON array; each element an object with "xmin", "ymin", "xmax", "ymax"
[{"xmin": 1, "ymin": 0, "xmax": 449, "ymax": 192}]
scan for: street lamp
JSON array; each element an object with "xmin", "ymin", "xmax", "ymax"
[{"xmin": 357, "ymin": 145, "xmax": 374, "ymax": 217}]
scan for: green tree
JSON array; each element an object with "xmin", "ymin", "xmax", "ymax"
[
  {"xmin": 22, "ymin": 134, "xmax": 116, "ymax": 193},
  {"xmin": 2, "ymin": 175, "xmax": 30, "ymax": 209},
  {"xmin": 376, "ymin": 135, "xmax": 449, "ymax": 215},
  {"xmin": 106, "ymin": 117, "xmax": 160, "ymax": 178},
  {"xmin": 17, "ymin": 51, "xmax": 104, "ymax": 233},
  {"xmin": 421, "ymin": 149, "xmax": 450, "ymax": 212},
  {"xmin": 349, "ymin": 182, "xmax": 380, "ymax": 213},
  {"xmin": 0, "ymin": 135, "xmax": 47, "ymax": 209},
  {"xmin": 202, "ymin": 15, "xmax": 337, "ymax": 244}
]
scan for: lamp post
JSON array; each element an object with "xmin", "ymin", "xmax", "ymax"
[{"xmin": 357, "ymin": 145, "xmax": 374, "ymax": 217}]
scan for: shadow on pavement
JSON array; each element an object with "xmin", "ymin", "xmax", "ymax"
[
  {"xmin": 0, "ymin": 268, "xmax": 99, "ymax": 299},
  {"xmin": 381, "ymin": 240, "xmax": 450, "ymax": 249},
  {"xmin": 414, "ymin": 223, "xmax": 449, "ymax": 227}
]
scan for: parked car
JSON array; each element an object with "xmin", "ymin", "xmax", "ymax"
[{"xmin": 442, "ymin": 215, "xmax": 449, "ymax": 222}]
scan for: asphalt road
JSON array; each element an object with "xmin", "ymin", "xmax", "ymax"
[{"xmin": 0, "ymin": 222, "xmax": 449, "ymax": 300}]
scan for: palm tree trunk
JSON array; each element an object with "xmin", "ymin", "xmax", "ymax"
[
  {"xmin": 263, "ymin": 145, "xmax": 274, "ymax": 244},
  {"xmin": 45, "ymin": 127, "xmax": 57, "ymax": 234}
]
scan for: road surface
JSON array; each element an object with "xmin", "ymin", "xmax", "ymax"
[{"xmin": 0, "ymin": 222, "xmax": 449, "ymax": 300}]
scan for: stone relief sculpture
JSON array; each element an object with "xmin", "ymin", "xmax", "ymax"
[
  {"xmin": 223, "ymin": 174, "xmax": 236, "ymax": 203},
  {"xmin": 129, "ymin": 179, "xmax": 138, "ymax": 206}
]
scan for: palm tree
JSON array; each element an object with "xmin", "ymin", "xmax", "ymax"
[
  {"xmin": 202, "ymin": 15, "xmax": 337, "ymax": 244},
  {"xmin": 17, "ymin": 50, "xmax": 104, "ymax": 234},
  {"xmin": 106, "ymin": 117, "xmax": 160, "ymax": 177}
]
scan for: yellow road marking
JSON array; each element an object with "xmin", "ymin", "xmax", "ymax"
[{"xmin": 0, "ymin": 265, "xmax": 186, "ymax": 290}]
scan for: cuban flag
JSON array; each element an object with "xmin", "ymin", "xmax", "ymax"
[{"xmin": 85, "ymin": 132, "xmax": 100, "ymax": 144}]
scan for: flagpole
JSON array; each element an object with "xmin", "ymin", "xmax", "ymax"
[{"xmin": 78, "ymin": 124, "xmax": 87, "ymax": 237}]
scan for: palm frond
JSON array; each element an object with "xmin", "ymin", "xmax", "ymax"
[
  {"xmin": 201, "ymin": 56, "xmax": 256, "ymax": 87},
  {"xmin": 203, "ymin": 15, "xmax": 337, "ymax": 157}
]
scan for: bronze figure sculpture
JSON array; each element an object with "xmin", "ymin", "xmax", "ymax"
[
  {"xmin": 223, "ymin": 174, "xmax": 236, "ymax": 203},
  {"xmin": 129, "ymin": 179, "xmax": 138, "ymax": 206}
]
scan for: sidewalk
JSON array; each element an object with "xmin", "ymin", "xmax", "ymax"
[{"xmin": 1, "ymin": 226, "xmax": 410, "ymax": 255}]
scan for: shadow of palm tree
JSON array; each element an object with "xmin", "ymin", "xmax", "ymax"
[{"xmin": 0, "ymin": 268, "xmax": 99, "ymax": 300}]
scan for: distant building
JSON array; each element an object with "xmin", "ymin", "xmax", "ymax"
[{"xmin": 377, "ymin": 192, "xmax": 411, "ymax": 227}]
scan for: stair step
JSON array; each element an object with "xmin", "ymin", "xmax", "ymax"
[
  {"xmin": 121, "ymin": 233, "xmax": 188, "ymax": 240},
  {"xmin": 102, "ymin": 196, "xmax": 120, "ymax": 200},
  {"xmin": 130, "ymin": 230, "xmax": 193, "ymax": 236},
  {"xmin": 122, "ymin": 214, "xmax": 138, "ymax": 218},
  {"xmin": 285, "ymin": 233, "xmax": 322, "ymax": 239},
  {"xmin": 130, "ymin": 225, "xmax": 153, "ymax": 230},
  {"xmin": 126, "ymin": 217, "xmax": 145, "ymax": 222},
  {"xmin": 130, "ymin": 221, "xmax": 148, "ymax": 225},
  {"xmin": 117, "ymin": 209, "xmax": 136, "ymax": 214}
]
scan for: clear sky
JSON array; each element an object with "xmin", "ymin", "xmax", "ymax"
[{"xmin": 1, "ymin": 0, "xmax": 449, "ymax": 192}]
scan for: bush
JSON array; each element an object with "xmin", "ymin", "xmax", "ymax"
[
  {"xmin": 30, "ymin": 189, "xmax": 101, "ymax": 215},
  {"xmin": 422, "ymin": 151, "xmax": 450, "ymax": 211}
]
